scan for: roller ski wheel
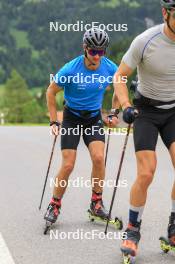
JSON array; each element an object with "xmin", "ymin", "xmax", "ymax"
[
  {"xmin": 122, "ymin": 253, "xmax": 136, "ymax": 264},
  {"xmin": 160, "ymin": 212, "xmax": 175, "ymax": 253},
  {"xmin": 88, "ymin": 194, "xmax": 123, "ymax": 230},
  {"xmin": 88, "ymin": 209, "xmax": 123, "ymax": 230},
  {"xmin": 159, "ymin": 237, "xmax": 175, "ymax": 253},
  {"xmin": 44, "ymin": 221, "xmax": 53, "ymax": 235},
  {"xmin": 121, "ymin": 245, "xmax": 137, "ymax": 264}
]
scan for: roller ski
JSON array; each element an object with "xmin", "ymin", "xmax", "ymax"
[
  {"xmin": 159, "ymin": 213, "xmax": 175, "ymax": 254},
  {"xmin": 43, "ymin": 197, "xmax": 61, "ymax": 235},
  {"xmin": 121, "ymin": 222, "xmax": 141, "ymax": 264},
  {"xmin": 88, "ymin": 192, "xmax": 123, "ymax": 230}
]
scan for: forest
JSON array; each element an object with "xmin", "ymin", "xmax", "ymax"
[{"xmin": 0, "ymin": 0, "xmax": 163, "ymax": 123}]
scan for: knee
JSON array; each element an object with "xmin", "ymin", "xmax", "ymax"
[
  {"xmin": 63, "ymin": 162, "xmax": 75, "ymax": 174},
  {"xmin": 136, "ymin": 152, "xmax": 156, "ymax": 190},
  {"xmin": 137, "ymin": 170, "xmax": 155, "ymax": 189},
  {"xmin": 92, "ymin": 153, "xmax": 104, "ymax": 166}
]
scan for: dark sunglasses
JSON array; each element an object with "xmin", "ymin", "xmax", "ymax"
[{"xmin": 87, "ymin": 48, "xmax": 106, "ymax": 57}]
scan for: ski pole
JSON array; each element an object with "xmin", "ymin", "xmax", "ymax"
[
  {"xmin": 105, "ymin": 129, "xmax": 111, "ymax": 166},
  {"xmin": 104, "ymin": 115, "xmax": 114, "ymax": 166},
  {"xmin": 39, "ymin": 135, "xmax": 57, "ymax": 210},
  {"xmin": 104, "ymin": 124, "xmax": 131, "ymax": 234}
]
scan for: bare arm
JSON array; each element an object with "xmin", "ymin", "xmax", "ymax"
[
  {"xmin": 46, "ymin": 81, "xmax": 62, "ymax": 122},
  {"xmin": 113, "ymin": 62, "xmax": 134, "ymax": 110},
  {"xmin": 111, "ymin": 92, "xmax": 120, "ymax": 109},
  {"xmin": 103, "ymin": 86, "xmax": 120, "ymax": 128}
]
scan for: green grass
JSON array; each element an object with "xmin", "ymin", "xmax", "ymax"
[
  {"xmin": 32, "ymin": 49, "xmax": 40, "ymax": 59},
  {"xmin": 10, "ymin": 29, "xmax": 30, "ymax": 49},
  {"xmin": 10, "ymin": 28, "xmax": 40, "ymax": 58}
]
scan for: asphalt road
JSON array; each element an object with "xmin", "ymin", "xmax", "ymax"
[{"xmin": 0, "ymin": 126, "xmax": 175, "ymax": 264}]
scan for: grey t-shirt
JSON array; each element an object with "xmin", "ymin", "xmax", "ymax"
[{"xmin": 122, "ymin": 24, "xmax": 175, "ymax": 109}]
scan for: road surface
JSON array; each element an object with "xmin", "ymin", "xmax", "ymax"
[{"xmin": 0, "ymin": 126, "xmax": 174, "ymax": 264}]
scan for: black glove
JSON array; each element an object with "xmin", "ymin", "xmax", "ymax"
[{"xmin": 123, "ymin": 107, "xmax": 138, "ymax": 124}]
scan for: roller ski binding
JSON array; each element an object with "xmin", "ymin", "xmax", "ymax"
[
  {"xmin": 159, "ymin": 212, "xmax": 175, "ymax": 253},
  {"xmin": 43, "ymin": 197, "xmax": 61, "ymax": 235},
  {"xmin": 88, "ymin": 193, "xmax": 123, "ymax": 230},
  {"xmin": 121, "ymin": 222, "xmax": 141, "ymax": 264}
]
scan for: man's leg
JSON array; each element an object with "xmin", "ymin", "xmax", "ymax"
[
  {"xmin": 169, "ymin": 142, "xmax": 175, "ymax": 211},
  {"xmin": 131, "ymin": 151, "xmax": 157, "ymax": 222},
  {"xmin": 52, "ymin": 107, "xmax": 81, "ymax": 197},
  {"xmin": 82, "ymin": 112, "xmax": 108, "ymax": 217},
  {"xmin": 53, "ymin": 149, "xmax": 77, "ymax": 198},
  {"xmin": 121, "ymin": 150, "xmax": 157, "ymax": 256},
  {"xmin": 129, "ymin": 113, "xmax": 159, "ymax": 226},
  {"xmin": 167, "ymin": 142, "xmax": 175, "ymax": 245},
  {"xmin": 87, "ymin": 140, "xmax": 110, "ymax": 218},
  {"xmin": 160, "ymin": 111, "xmax": 175, "ymax": 245},
  {"xmin": 44, "ymin": 107, "xmax": 81, "ymax": 223},
  {"xmin": 44, "ymin": 149, "xmax": 76, "ymax": 223},
  {"xmin": 121, "ymin": 109, "xmax": 159, "ymax": 256},
  {"xmin": 130, "ymin": 150, "xmax": 157, "ymax": 222},
  {"xmin": 88, "ymin": 141, "xmax": 105, "ymax": 194}
]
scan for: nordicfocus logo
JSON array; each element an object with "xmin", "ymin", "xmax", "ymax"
[
  {"xmin": 50, "ymin": 73, "xmax": 127, "ymax": 84},
  {"xmin": 49, "ymin": 21, "xmax": 128, "ymax": 32},
  {"xmin": 49, "ymin": 229, "xmax": 127, "ymax": 241},
  {"xmin": 49, "ymin": 177, "xmax": 128, "ymax": 189},
  {"xmin": 50, "ymin": 125, "xmax": 131, "ymax": 137}
]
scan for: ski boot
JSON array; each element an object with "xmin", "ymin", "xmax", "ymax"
[
  {"xmin": 121, "ymin": 222, "xmax": 141, "ymax": 264},
  {"xmin": 43, "ymin": 197, "xmax": 61, "ymax": 235},
  {"xmin": 88, "ymin": 192, "xmax": 123, "ymax": 230},
  {"xmin": 160, "ymin": 212, "xmax": 175, "ymax": 253}
]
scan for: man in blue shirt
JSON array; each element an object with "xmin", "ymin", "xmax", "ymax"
[{"xmin": 44, "ymin": 28, "xmax": 120, "ymax": 225}]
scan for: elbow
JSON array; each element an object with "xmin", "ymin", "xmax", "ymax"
[{"xmin": 46, "ymin": 87, "xmax": 54, "ymax": 101}]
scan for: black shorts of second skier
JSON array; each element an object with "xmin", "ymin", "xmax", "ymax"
[
  {"xmin": 61, "ymin": 107, "xmax": 105, "ymax": 150},
  {"xmin": 134, "ymin": 105, "xmax": 175, "ymax": 152}
]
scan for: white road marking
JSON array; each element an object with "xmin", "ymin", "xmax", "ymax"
[{"xmin": 0, "ymin": 233, "xmax": 15, "ymax": 264}]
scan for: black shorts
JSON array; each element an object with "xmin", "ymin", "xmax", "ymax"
[
  {"xmin": 134, "ymin": 105, "xmax": 175, "ymax": 152},
  {"xmin": 61, "ymin": 108, "xmax": 105, "ymax": 150}
]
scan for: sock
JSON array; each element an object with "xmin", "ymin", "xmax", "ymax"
[
  {"xmin": 53, "ymin": 196, "xmax": 62, "ymax": 201},
  {"xmin": 91, "ymin": 191, "xmax": 102, "ymax": 202},
  {"xmin": 172, "ymin": 200, "xmax": 175, "ymax": 213},
  {"xmin": 52, "ymin": 196, "xmax": 62, "ymax": 207},
  {"xmin": 129, "ymin": 205, "xmax": 144, "ymax": 226}
]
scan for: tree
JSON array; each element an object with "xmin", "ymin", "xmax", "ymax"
[
  {"xmin": 0, "ymin": 0, "xmax": 162, "ymax": 87},
  {"xmin": 3, "ymin": 70, "xmax": 45, "ymax": 123}
]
